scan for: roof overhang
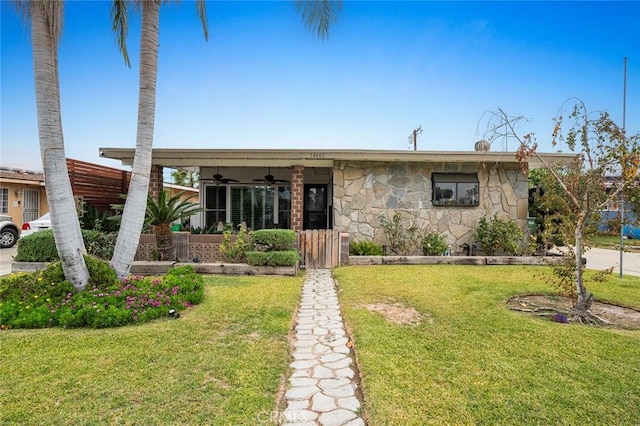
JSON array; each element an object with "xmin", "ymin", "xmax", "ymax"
[{"xmin": 99, "ymin": 148, "xmax": 576, "ymax": 169}]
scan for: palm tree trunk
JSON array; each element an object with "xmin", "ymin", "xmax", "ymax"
[
  {"xmin": 154, "ymin": 224, "xmax": 175, "ymax": 261},
  {"xmin": 111, "ymin": 0, "xmax": 160, "ymax": 278},
  {"xmin": 30, "ymin": 1, "xmax": 89, "ymax": 292}
]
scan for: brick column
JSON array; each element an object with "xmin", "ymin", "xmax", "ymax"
[
  {"xmin": 149, "ymin": 165, "xmax": 163, "ymax": 200},
  {"xmin": 290, "ymin": 166, "xmax": 304, "ymax": 231}
]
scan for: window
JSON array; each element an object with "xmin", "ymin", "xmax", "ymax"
[
  {"xmin": 205, "ymin": 184, "xmax": 291, "ymax": 231},
  {"xmin": 278, "ymin": 186, "xmax": 291, "ymax": 229},
  {"xmin": 230, "ymin": 186, "xmax": 275, "ymax": 230},
  {"xmin": 0, "ymin": 188, "xmax": 7, "ymax": 213},
  {"xmin": 432, "ymin": 173, "xmax": 479, "ymax": 206},
  {"xmin": 205, "ymin": 185, "xmax": 226, "ymax": 228}
]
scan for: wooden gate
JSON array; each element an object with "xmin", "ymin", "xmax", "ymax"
[{"xmin": 298, "ymin": 229, "xmax": 344, "ymax": 269}]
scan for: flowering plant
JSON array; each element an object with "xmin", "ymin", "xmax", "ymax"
[{"xmin": 421, "ymin": 231, "xmax": 448, "ymax": 256}]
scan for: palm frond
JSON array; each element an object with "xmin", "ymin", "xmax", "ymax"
[
  {"xmin": 110, "ymin": 0, "xmax": 130, "ymax": 67},
  {"xmin": 195, "ymin": 0, "xmax": 209, "ymax": 41},
  {"xmin": 294, "ymin": 0, "xmax": 342, "ymax": 40},
  {"xmin": 19, "ymin": 0, "xmax": 64, "ymax": 44},
  {"xmin": 147, "ymin": 190, "xmax": 202, "ymax": 225}
]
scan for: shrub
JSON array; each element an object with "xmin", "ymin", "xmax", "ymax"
[
  {"xmin": 82, "ymin": 230, "xmax": 117, "ymax": 260},
  {"xmin": 0, "ymin": 266, "xmax": 73, "ymax": 305},
  {"xmin": 421, "ymin": 231, "xmax": 449, "ymax": 256},
  {"xmin": 220, "ymin": 227, "xmax": 252, "ymax": 263},
  {"xmin": 349, "ymin": 240, "xmax": 383, "ymax": 256},
  {"xmin": 14, "ymin": 230, "xmax": 58, "ymax": 262},
  {"xmin": 0, "ymin": 261, "xmax": 203, "ymax": 329},
  {"xmin": 15, "ymin": 229, "xmax": 117, "ymax": 262},
  {"xmin": 251, "ymin": 229, "xmax": 297, "ymax": 251},
  {"xmin": 79, "ymin": 203, "xmax": 120, "ymax": 233},
  {"xmin": 246, "ymin": 250, "xmax": 299, "ymax": 267},
  {"xmin": 474, "ymin": 215, "xmax": 524, "ymax": 256},
  {"xmin": 190, "ymin": 222, "xmax": 233, "ymax": 234},
  {"xmin": 379, "ymin": 211, "xmax": 422, "ymax": 255}
]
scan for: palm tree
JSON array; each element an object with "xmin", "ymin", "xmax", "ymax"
[
  {"xmin": 146, "ymin": 190, "xmax": 202, "ymax": 261},
  {"xmin": 15, "ymin": 0, "xmax": 90, "ymax": 291},
  {"xmin": 109, "ymin": 0, "xmax": 342, "ymax": 278},
  {"xmin": 109, "ymin": 0, "xmax": 208, "ymax": 278},
  {"xmin": 171, "ymin": 169, "xmax": 199, "ymax": 188}
]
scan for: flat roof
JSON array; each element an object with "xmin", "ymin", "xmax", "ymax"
[{"xmin": 99, "ymin": 148, "xmax": 575, "ymax": 168}]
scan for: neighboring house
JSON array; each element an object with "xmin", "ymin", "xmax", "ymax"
[
  {"xmin": 0, "ymin": 167, "xmax": 47, "ymax": 229},
  {"xmin": 0, "ymin": 159, "xmax": 196, "ymax": 231},
  {"xmin": 100, "ymin": 148, "xmax": 574, "ymax": 254}
]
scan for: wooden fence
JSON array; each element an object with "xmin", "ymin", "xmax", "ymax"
[
  {"xmin": 67, "ymin": 158, "xmax": 131, "ymax": 211},
  {"xmin": 298, "ymin": 229, "xmax": 349, "ymax": 269}
]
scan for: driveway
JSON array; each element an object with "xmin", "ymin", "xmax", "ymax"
[{"xmin": 0, "ymin": 246, "xmax": 18, "ymax": 277}]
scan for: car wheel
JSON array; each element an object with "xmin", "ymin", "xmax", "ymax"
[{"xmin": 0, "ymin": 228, "xmax": 18, "ymax": 248}]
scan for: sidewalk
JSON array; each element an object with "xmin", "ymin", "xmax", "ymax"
[{"xmin": 282, "ymin": 269, "xmax": 364, "ymax": 426}]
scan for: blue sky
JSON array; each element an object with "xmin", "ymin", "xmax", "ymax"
[{"xmin": 1, "ymin": 1, "xmax": 639, "ymax": 172}]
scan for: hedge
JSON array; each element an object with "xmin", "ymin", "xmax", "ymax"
[
  {"xmin": 251, "ymin": 229, "xmax": 297, "ymax": 251},
  {"xmin": 246, "ymin": 250, "xmax": 299, "ymax": 267},
  {"xmin": 14, "ymin": 230, "xmax": 117, "ymax": 262}
]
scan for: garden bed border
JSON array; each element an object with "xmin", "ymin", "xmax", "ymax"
[
  {"xmin": 348, "ymin": 255, "xmax": 568, "ymax": 266},
  {"xmin": 12, "ymin": 261, "xmax": 299, "ymax": 276}
]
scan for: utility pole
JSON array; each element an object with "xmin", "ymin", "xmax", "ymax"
[
  {"xmin": 408, "ymin": 126, "xmax": 423, "ymax": 151},
  {"xmin": 620, "ymin": 57, "xmax": 628, "ymax": 278}
]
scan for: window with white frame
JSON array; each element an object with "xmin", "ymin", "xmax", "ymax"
[
  {"xmin": 204, "ymin": 185, "xmax": 226, "ymax": 229},
  {"xmin": 0, "ymin": 188, "xmax": 8, "ymax": 213},
  {"xmin": 432, "ymin": 173, "xmax": 479, "ymax": 206},
  {"xmin": 204, "ymin": 184, "xmax": 291, "ymax": 230}
]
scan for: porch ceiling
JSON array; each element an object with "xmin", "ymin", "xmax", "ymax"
[{"xmin": 99, "ymin": 148, "xmax": 575, "ymax": 169}]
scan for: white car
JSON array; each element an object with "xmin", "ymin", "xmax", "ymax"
[
  {"xmin": 0, "ymin": 214, "xmax": 20, "ymax": 248},
  {"xmin": 21, "ymin": 212, "xmax": 52, "ymax": 237}
]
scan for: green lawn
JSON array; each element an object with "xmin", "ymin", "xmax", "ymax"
[
  {"xmin": 588, "ymin": 234, "xmax": 640, "ymax": 249},
  {"xmin": 334, "ymin": 265, "xmax": 640, "ymax": 425},
  {"xmin": 0, "ymin": 274, "xmax": 303, "ymax": 425}
]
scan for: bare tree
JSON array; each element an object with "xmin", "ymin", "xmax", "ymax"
[{"xmin": 506, "ymin": 99, "xmax": 640, "ymax": 321}]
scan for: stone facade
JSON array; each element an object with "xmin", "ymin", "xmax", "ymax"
[{"xmin": 332, "ymin": 161, "xmax": 529, "ymax": 254}]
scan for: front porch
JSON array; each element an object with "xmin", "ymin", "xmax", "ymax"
[{"xmin": 149, "ymin": 164, "xmax": 334, "ymax": 233}]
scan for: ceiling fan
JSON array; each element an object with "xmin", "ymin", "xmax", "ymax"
[
  {"xmin": 200, "ymin": 167, "xmax": 239, "ymax": 184},
  {"xmin": 253, "ymin": 167, "xmax": 290, "ymax": 185}
]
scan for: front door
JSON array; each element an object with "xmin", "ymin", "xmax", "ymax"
[
  {"xmin": 23, "ymin": 189, "xmax": 40, "ymax": 223},
  {"xmin": 303, "ymin": 184, "xmax": 328, "ymax": 230}
]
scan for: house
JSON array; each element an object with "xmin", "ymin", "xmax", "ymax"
[
  {"xmin": 99, "ymin": 148, "xmax": 574, "ymax": 254},
  {"xmin": 0, "ymin": 159, "xmax": 196, "ymax": 232},
  {"xmin": 0, "ymin": 167, "xmax": 47, "ymax": 229}
]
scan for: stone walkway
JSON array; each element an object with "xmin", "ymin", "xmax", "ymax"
[{"xmin": 282, "ymin": 269, "xmax": 364, "ymax": 426}]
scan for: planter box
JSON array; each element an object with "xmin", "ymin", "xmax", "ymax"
[
  {"xmin": 11, "ymin": 262, "xmax": 49, "ymax": 273},
  {"xmin": 11, "ymin": 260, "xmax": 298, "ymax": 277},
  {"xmin": 349, "ymin": 255, "xmax": 571, "ymax": 266},
  {"xmin": 184, "ymin": 262, "xmax": 298, "ymax": 276}
]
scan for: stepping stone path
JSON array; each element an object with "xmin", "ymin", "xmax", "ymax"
[{"xmin": 282, "ymin": 269, "xmax": 364, "ymax": 426}]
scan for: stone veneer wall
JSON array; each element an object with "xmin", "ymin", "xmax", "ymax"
[{"xmin": 332, "ymin": 161, "xmax": 529, "ymax": 254}]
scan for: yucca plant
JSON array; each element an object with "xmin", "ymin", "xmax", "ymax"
[{"xmin": 146, "ymin": 190, "xmax": 202, "ymax": 261}]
